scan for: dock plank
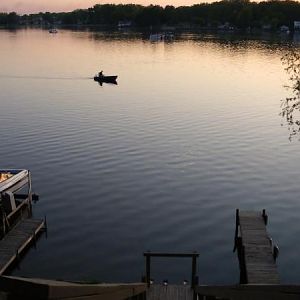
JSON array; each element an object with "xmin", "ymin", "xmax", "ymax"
[{"xmin": 0, "ymin": 218, "xmax": 44, "ymax": 275}]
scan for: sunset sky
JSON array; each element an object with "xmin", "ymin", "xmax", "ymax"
[{"xmin": 0, "ymin": 0, "xmax": 204, "ymax": 14}]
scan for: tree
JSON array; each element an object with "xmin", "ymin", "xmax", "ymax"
[{"xmin": 6, "ymin": 12, "xmax": 19, "ymax": 25}]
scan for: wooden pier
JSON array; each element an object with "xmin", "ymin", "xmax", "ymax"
[
  {"xmin": 234, "ymin": 209, "xmax": 280, "ymax": 284},
  {"xmin": 1, "ymin": 208, "xmax": 299, "ymax": 300},
  {"xmin": 0, "ymin": 218, "xmax": 45, "ymax": 275},
  {"xmin": 0, "ymin": 276, "xmax": 147, "ymax": 300},
  {"xmin": 147, "ymin": 284, "xmax": 193, "ymax": 300},
  {"xmin": 195, "ymin": 284, "xmax": 300, "ymax": 300}
]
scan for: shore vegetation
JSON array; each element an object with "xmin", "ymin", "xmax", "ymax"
[{"xmin": 1, "ymin": 0, "xmax": 300, "ymax": 30}]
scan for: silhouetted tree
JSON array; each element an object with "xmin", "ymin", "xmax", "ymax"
[
  {"xmin": 2, "ymin": 1, "xmax": 300, "ymax": 29},
  {"xmin": 281, "ymin": 51, "xmax": 300, "ymax": 140},
  {"xmin": 6, "ymin": 12, "xmax": 19, "ymax": 25},
  {"xmin": 135, "ymin": 5, "xmax": 163, "ymax": 26}
]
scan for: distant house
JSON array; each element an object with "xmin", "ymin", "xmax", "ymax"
[
  {"xmin": 177, "ymin": 22, "xmax": 192, "ymax": 29},
  {"xmin": 294, "ymin": 21, "xmax": 300, "ymax": 31},
  {"xmin": 218, "ymin": 22, "xmax": 234, "ymax": 30},
  {"xmin": 262, "ymin": 24, "xmax": 271, "ymax": 30},
  {"xmin": 30, "ymin": 17, "xmax": 43, "ymax": 26},
  {"xmin": 118, "ymin": 21, "xmax": 132, "ymax": 28},
  {"xmin": 19, "ymin": 19, "xmax": 28, "ymax": 26},
  {"xmin": 161, "ymin": 25, "xmax": 175, "ymax": 31},
  {"xmin": 280, "ymin": 25, "xmax": 289, "ymax": 32}
]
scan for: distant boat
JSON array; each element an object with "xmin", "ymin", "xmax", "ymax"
[
  {"xmin": 94, "ymin": 74, "xmax": 118, "ymax": 84},
  {"xmin": 164, "ymin": 32, "xmax": 175, "ymax": 41},
  {"xmin": 150, "ymin": 33, "xmax": 164, "ymax": 41},
  {"xmin": 49, "ymin": 28, "xmax": 58, "ymax": 34}
]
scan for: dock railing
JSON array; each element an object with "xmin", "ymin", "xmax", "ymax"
[{"xmin": 143, "ymin": 251, "xmax": 199, "ymax": 289}]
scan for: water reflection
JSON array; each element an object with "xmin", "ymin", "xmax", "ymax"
[
  {"xmin": 97, "ymin": 80, "xmax": 118, "ymax": 86},
  {"xmin": 281, "ymin": 50, "xmax": 300, "ymax": 140}
]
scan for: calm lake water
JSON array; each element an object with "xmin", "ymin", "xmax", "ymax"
[{"xmin": 0, "ymin": 28, "xmax": 300, "ymax": 284}]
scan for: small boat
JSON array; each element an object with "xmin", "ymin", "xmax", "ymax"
[
  {"xmin": 0, "ymin": 169, "xmax": 30, "ymax": 194},
  {"xmin": 0, "ymin": 169, "xmax": 38, "ymax": 238},
  {"xmin": 150, "ymin": 33, "xmax": 164, "ymax": 42},
  {"xmin": 164, "ymin": 32, "xmax": 175, "ymax": 41},
  {"xmin": 49, "ymin": 28, "xmax": 58, "ymax": 34},
  {"xmin": 94, "ymin": 75, "xmax": 118, "ymax": 83}
]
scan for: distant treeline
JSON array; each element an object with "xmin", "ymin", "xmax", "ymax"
[{"xmin": 1, "ymin": 0, "xmax": 300, "ymax": 30}]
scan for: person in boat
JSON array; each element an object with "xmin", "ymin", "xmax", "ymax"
[{"xmin": 98, "ymin": 70, "xmax": 104, "ymax": 77}]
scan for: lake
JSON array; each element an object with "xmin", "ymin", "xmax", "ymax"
[{"xmin": 0, "ymin": 28, "xmax": 299, "ymax": 284}]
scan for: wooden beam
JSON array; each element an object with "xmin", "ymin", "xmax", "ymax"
[
  {"xmin": 143, "ymin": 252, "xmax": 199, "ymax": 258},
  {"xmin": 195, "ymin": 284, "xmax": 300, "ymax": 300},
  {"xmin": 0, "ymin": 276, "xmax": 147, "ymax": 300}
]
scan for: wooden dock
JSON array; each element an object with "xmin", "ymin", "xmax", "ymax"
[
  {"xmin": 0, "ymin": 276, "xmax": 147, "ymax": 300},
  {"xmin": 0, "ymin": 218, "xmax": 45, "ymax": 275},
  {"xmin": 195, "ymin": 284, "xmax": 300, "ymax": 300},
  {"xmin": 234, "ymin": 209, "xmax": 280, "ymax": 284},
  {"xmin": 147, "ymin": 284, "xmax": 193, "ymax": 300},
  {"xmin": 143, "ymin": 252, "xmax": 198, "ymax": 300}
]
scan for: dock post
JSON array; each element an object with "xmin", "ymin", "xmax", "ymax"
[
  {"xmin": 233, "ymin": 209, "xmax": 239, "ymax": 252},
  {"xmin": 192, "ymin": 254, "xmax": 198, "ymax": 300},
  {"xmin": 0, "ymin": 204, "xmax": 5, "ymax": 238},
  {"xmin": 32, "ymin": 229, "xmax": 37, "ymax": 248},
  {"xmin": 145, "ymin": 252, "xmax": 151, "ymax": 287},
  {"xmin": 191, "ymin": 254, "xmax": 197, "ymax": 289},
  {"xmin": 15, "ymin": 250, "xmax": 20, "ymax": 269},
  {"xmin": 28, "ymin": 171, "xmax": 33, "ymax": 217},
  {"xmin": 44, "ymin": 215, "xmax": 48, "ymax": 238},
  {"xmin": 262, "ymin": 209, "xmax": 268, "ymax": 225}
]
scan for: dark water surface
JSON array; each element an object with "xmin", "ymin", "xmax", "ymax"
[{"xmin": 0, "ymin": 28, "xmax": 299, "ymax": 284}]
